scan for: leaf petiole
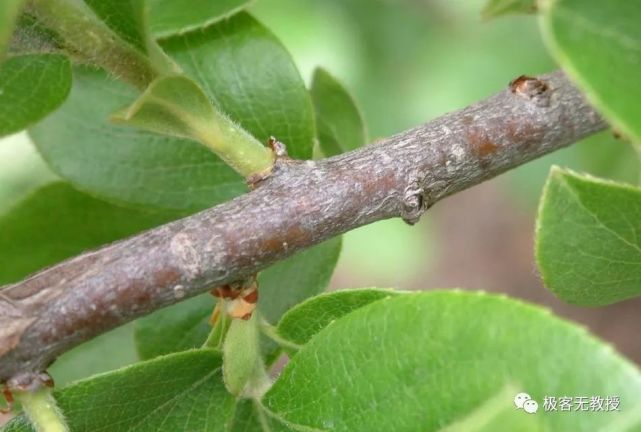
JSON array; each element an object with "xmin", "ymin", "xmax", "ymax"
[{"xmin": 15, "ymin": 386, "xmax": 69, "ymax": 432}]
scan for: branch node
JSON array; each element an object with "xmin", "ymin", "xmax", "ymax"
[
  {"xmin": 509, "ymin": 75, "xmax": 551, "ymax": 107},
  {"xmin": 401, "ymin": 178, "xmax": 430, "ymax": 225},
  {"xmin": 247, "ymin": 137, "xmax": 292, "ymax": 190},
  {"xmin": 267, "ymin": 136, "xmax": 288, "ymax": 158},
  {"xmin": 7, "ymin": 372, "xmax": 54, "ymax": 394},
  {"xmin": 210, "ymin": 275, "xmax": 259, "ymax": 321}
]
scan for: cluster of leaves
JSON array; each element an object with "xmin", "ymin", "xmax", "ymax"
[
  {"xmin": 485, "ymin": 0, "xmax": 641, "ymax": 307},
  {"xmin": 1, "ymin": 0, "xmax": 641, "ymax": 431}
]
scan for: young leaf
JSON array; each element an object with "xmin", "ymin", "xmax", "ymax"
[
  {"xmin": 27, "ymin": 0, "xmax": 170, "ymax": 89},
  {"xmin": 536, "ymin": 167, "xmax": 641, "ymax": 305},
  {"xmin": 482, "ymin": 0, "xmax": 537, "ymax": 18},
  {"xmin": 277, "ymin": 288, "xmax": 399, "ymax": 346},
  {"xmin": 79, "ymin": 0, "xmax": 177, "ymax": 75},
  {"xmin": 0, "ymin": 0, "xmax": 24, "ymax": 60},
  {"xmin": 264, "ymin": 291, "xmax": 641, "ymax": 431},
  {"xmin": 540, "ymin": 0, "xmax": 641, "ymax": 144},
  {"xmin": 31, "ymin": 13, "xmax": 314, "ymax": 210},
  {"xmin": 310, "ymin": 68, "xmax": 367, "ymax": 157},
  {"xmin": 112, "ymin": 75, "xmax": 272, "ymax": 177},
  {"xmin": 148, "ymin": 0, "xmax": 251, "ymax": 39},
  {"xmin": 3, "ymin": 350, "xmax": 236, "ymax": 432},
  {"xmin": 0, "ymin": 54, "xmax": 71, "ymax": 137},
  {"xmin": 31, "ymin": 68, "xmax": 245, "ymax": 212},
  {"xmin": 223, "ymin": 315, "xmax": 266, "ymax": 397},
  {"xmin": 161, "ymin": 13, "xmax": 315, "ymax": 160},
  {"xmin": 0, "ymin": 182, "xmax": 178, "ymax": 285},
  {"xmin": 8, "ymin": 13, "xmax": 64, "ymax": 56},
  {"xmin": 134, "ymin": 238, "xmax": 341, "ymax": 359}
]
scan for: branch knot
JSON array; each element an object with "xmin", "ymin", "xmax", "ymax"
[{"xmin": 401, "ymin": 178, "xmax": 429, "ymax": 225}]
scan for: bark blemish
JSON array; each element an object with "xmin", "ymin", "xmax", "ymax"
[
  {"xmin": 468, "ymin": 129, "xmax": 499, "ymax": 158},
  {"xmin": 467, "ymin": 128, "xmax": 499, "ymax": 170},
  {"xmin": 170, "ymin": 233, "xmax": 201, "ymax": 279}
]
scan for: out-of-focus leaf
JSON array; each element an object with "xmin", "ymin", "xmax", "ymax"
[
  {"xmin": 49, "ymin": 324, "xmax": 138, "ymax": 387},
  {"xmin": 257, "ymin": 238, "xmax": 342, "ymax": 323},
  {"xmin": 0, "ymin": 182, "xmax": 177, "ymax": 284},
  {"xmin": 8, "ymin": 13, "xmax": 64, "ymax": 56},
  {"xmin": 310, "ymin": 67, "xmax": 367, "ymax": 157},
  {"xmin": 575, "ymin": 132, "xmax": 640, "ymax": 186},
  {"xmin": 148, "ymin": 0, "xmax": 251, "ymax": 39},
  {"xmin": 0, "ymin": 0, "xmax": 24, "ymax": 60},
  {"xmin": 277, "ymin": 288, "xmax": 398, "ymax": 346},
  {"xmin": 540, "ymin": 0, "xmax": 641, "ymax": 144},
  {"xmin": 0, "ymin": 54, "xmax": 71, "ymax": 137},
  {"xmin": 482, "ymin": 0, "xmax": 537, "ymax": 19},
  {"xmin": 264, "ymin": 291, "xmax": 641, "ymax": 431},
  {"xmin": 32, "ymin": 13, "xmax": 314, "ymax": 210},
  {"xmin": 536, "ymin": 167, "xmax": 641, "ymax": 305},
  {"xmin": 135, "ymin": 238, "xmax": 341, "ymax": 359},
  {"xmin": 3, "ymin": 350, "xmax": 236, "ymax": 432},
  {"xmin": 135, "ymin": 294, "xmax": 215, "ymax": 360}
]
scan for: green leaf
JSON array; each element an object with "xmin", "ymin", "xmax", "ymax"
[
  {"xmin": 540, "ymin": 0, "xmax": 641, "ymax": 144},
  {"xmin": 535, "ymin": 167, "xmax": 641, "ymax": 305},
  {"xmin": 264, "ymin": 291, "xmax": 641, "ymax": 431},
  {"xmin": 482, "ymin": 0, "xmax": 537, "ymax": 18},
  {"xmin": 112, "ymin": 75, "xmax": 272, "ymax": 177},
  {"xmin": 3, "ymin": 350, "xmax": 236, "ymax": 432},
  {"xmin": 257, "ymin": 237, "xmax": 342, "ymax": 323},
  {"xmin": 310, "ymin": 68, "xmax": 367, "ymax": 157},
  {"xmin": 82, "ymin": 0, "xmax": 149, "ymax": 53},
  {"xmin": 228, "ymin": 399, "xmax": 280, "ymax": 432},
  {"xmin": 576, "ymin": 131, "xmax": 641, "ymax": 186},
  {"xmin": 0, "ymin": 182, "xmax": 177, "ymax": 284},
  {"xmin": 135, "ymin": 294, "xmax": 215, "ymax": 360},
  {"xmin": 161, "ymin": 13, "xmax": 315, "ymax": 160},
  {"xmin": 49, "ymin": 324, "xmax": 139, "ymax": 387},
  {"xmin": 277, "ymin": 288, "xmax": 399, "ymax": 347},
  {"xmin": 148, "ymin": 0, "xmax": 251, "ymax": 39},
  {"xmin": 31, "ymin": 68, "xmax": 245, "ymax": 211},
  {"xmin": 134, "ymin": 238, "xmax": 341, "ymax": 359},
  {"xmin": 32, "ymin": 13, "xmax": 314, "ymax": 210},
  {"xmin": 0, "ymin": 54, "xmax": 71, "ymax": 137},
  {"xmin": 0, "ymin": 0, "xmax": 24, "ymax": 60}
]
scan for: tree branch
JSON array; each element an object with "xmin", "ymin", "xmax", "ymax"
[{"xmin": 0, "ymin": 71, "xmax": 606, "ymax": 386}]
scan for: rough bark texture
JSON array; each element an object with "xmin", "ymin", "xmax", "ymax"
[{"xmin": 0, "ymin": 71, "xmax": 606, "ymax": 386}]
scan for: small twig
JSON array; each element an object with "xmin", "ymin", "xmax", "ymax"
[{"xmin": 0, "ymin": 71, "xmax": 607, "ymax": 385}]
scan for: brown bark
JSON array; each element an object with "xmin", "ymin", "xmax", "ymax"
[{"xmin": 0, "ymin": 71, "xmax": 607, "ymax": 386}]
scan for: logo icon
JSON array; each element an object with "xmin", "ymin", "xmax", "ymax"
[{"xmin": 514, "ymin": 392, "xmax": 538, "ymax": 414}]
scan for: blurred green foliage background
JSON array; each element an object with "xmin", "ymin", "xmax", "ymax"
[{"xmin": 1, "ymin": 0, "xmax": 640, "ymax": 389}]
